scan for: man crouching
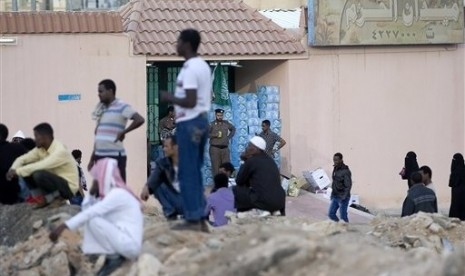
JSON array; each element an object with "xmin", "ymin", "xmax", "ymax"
[{"xmin": 49, "ymin": 158, "xmax": 143, "ymax": 276}]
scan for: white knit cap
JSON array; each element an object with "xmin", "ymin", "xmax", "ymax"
[
  {"xmin": 250, "ymin": 136, "xmax": 266, "ymax": 151},
  {"xmin": 13, "ymin": 130, "xmax": 25, "ymax": 139}
]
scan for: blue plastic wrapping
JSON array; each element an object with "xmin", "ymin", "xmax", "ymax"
[{"xmin": 259, "ymin": 110, "xmax": 279, "ymax": 120}]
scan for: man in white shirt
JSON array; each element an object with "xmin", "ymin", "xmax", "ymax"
[
  {"xmin": 49, "ymin": 158, "xmax": 143, "ymax": 276},
  {"xmin": 161, "ymin": 28, "xmax": 211, "ymax": 232}
]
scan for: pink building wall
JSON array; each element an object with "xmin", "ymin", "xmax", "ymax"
[
  {"xmin": 0, "ymin": 34, "xmax": 148, "ymax": 195},
  {"xmin": 238, "ymin": 45, "xmax": 465, "ymax": 210}
]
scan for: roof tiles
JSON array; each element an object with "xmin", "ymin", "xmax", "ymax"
[
  {"xmin": 119, "ymin": 0, "xmax": 306, "ymax": 57},
  {"xmin": 0, "ymin": 11, "xmax": 123, "ymax": 34}
]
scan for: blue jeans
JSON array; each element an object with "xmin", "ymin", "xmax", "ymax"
[
  {"xmin": 69, "ymin": 193, "xmax": 84, "ymax": 206},
  {"xmin": 18, "ymin": 177, "xmax": 31, "ymax": 202},
  {"xmin": 176, "ymin": 114, "xmax": 208, "ymax": 221},
  {"xmin": 328, "ymin": 196, "xmax": 350, "ymax": 222},
  {"xmin": 153, "ymin": 184, "xmax": 183, "ymax": 218}
]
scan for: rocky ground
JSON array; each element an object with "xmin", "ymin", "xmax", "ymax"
[{"xmin": 1, "ymin": 203, "xmax": 465, "ymax": 276}]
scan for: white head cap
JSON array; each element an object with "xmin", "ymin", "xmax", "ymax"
[
  {"xmin": 13, "ymin": 130, "xmax": 25, "ymax": 139},
  {"xmin": 250, "ymin": 136, "xmax": 266, "ymax": 151}
]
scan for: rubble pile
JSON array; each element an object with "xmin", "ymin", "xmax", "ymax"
[
  {"xmin": 370, "ymin": 212, "xmax": 465, "ymax": 252},
  {"xmin": 1, "ymin": 205, "xmax": 465, "ymax": 276}
]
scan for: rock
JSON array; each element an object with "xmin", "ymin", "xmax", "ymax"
[
  {"xmin": 0, "ymin": 204, "xmax": 80, "ymax": 246},
  {"xmin": 428, "ymin": 223, "xmax": 443, "ymax": 234},
  {"xmin": 41, "ymin": 251, "xmax": 70, "ymax": 276},
  {"xmin": 135, "ymin": 253, "xmax": 162, "ymax": 276},
  {"xmin": 156, "ymin": 234, "xmax": 175, "ymax": 246},
  {"xmin": 32, "ymin": 220, "xmax": 43, "ymax": 231},
  {"xmin": 50, "ymin": 241, "xmax": 68, "ymax": 255},
  {"xmin": 443, "ymin": 246, "xmax": 465, "ymax": 276},
  {"xmin": 206, "ymin": 238, "xmax": 223, "ymax": 250},
  {"xmin": 301, "ymin": 220, "xmax": 348, "ymax": 237},
  {"xmin": 19, "ymin": 243, "xmax": 53, "ymax": 269},
  {"xmin": 17, "ymin": 268, "xmax": 40, "ymax": 276}
]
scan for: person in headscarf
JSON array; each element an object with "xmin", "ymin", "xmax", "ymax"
[
  {"xmin": 49, "ymin": 158, "xmax": 143, "ymax": 276},
  {"xmin": 400, "ymin": 151, "xmax": 419, "ymax": 187},
  {"xmin": 448, "ymin": 153, "xmax": 465, "ymax": 220}
]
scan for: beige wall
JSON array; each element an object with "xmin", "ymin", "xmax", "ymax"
[
  {"xmin": 0, "ymin": 33, "xmax": 147, "ymax": 194},
  {"xmin": 237, "ymin": 45, "xmax": 465, "ymax": 210},
  {"xmin": 235, "ymin": 60, "xmax": 292, "ymax": 176}
]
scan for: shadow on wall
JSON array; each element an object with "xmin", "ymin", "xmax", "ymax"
[
  {"xmin": 292, "ymin": 134, "xmax": 332, "ymax": 176},
  {"xmin": 235, "ymin": 60, "xmax": 286, "ymax": 92}
]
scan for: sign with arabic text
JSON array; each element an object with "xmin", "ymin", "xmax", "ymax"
[{"xmin": 308, "ymin": 0, "xmax": 464, "ymax": 46}]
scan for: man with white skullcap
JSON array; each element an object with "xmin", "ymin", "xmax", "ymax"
[
  {"xmin": 12, "ymin": 130, "xmax": 25, "ymax": 143},
  {"xmin": 233, "ymin": 136, "xmax": 286, "ymax": 215}
]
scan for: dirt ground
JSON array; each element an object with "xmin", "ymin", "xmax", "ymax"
[{"xmin": 2, "ymin": 202, "xmax": 465, "ymax": 276}]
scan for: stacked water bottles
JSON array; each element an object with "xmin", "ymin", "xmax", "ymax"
[
  {"xmin": 200, "ymin": 87, "xmax": 281, "ymax": 185},
  {"xmin": 228, "ymin": 93, "xmax": 261, "ymax": 169},
  {"xmin": 257, "ymin": 85, "xmax": 281, "ymax": 167}
]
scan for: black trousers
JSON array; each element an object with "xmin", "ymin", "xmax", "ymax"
[
  {"xmin": 233, "ymin": 186, "xmax": 285, "ymax": 215},
  {"xmin": 24, "ymin": 170, "xmax": 74, "ymax": 199},
  {"xmin": 95, "ymin": 154, "xmax": 127, "ymax": 181}
]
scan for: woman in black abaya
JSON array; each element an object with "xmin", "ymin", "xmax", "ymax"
[
  {"xmin": 401, "ymin": 151, "xmax": 419, "ymax": 188},
  {"xmin": 449, "ymin": 153, "xmax": 465, "ymax": 220}
]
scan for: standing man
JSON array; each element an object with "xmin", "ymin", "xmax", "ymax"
[
  {"xmin": 7, "ymin": 123, "xmax": 78, "ymax": 208},
  {"xmin": 258, "ymin": 120, "xmax": 286, "ymax": 157},
  {"xmin": 159, "ymin": 106, "xmax": 176, "ymax": 141},
  {"xmin": 328, "ymin": 152, "xmax": 352, "ymax": 223},
  {"xmin": 209, "ymin": 108, "xmax": 235, "ymax": 176},
  {"xmin": 88, "ymin": 79, "xmax": 145, "ymax": 181},
  {"xmin": 160, "ymin": 29, "xmax": 211, "ymax": 232}
]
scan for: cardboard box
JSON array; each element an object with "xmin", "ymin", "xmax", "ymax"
[
  {"xmin": 303, "ymin": 168, "xmax": 331, "ymax": 190},
  {"xmin": 350, "ymin": 194, "xmax": 360, "ymax": 205}
]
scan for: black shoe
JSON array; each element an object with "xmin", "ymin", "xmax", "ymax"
[
  {"xmin": 166, "ymin": 213, "xmax": 179, "ymax": 221},
  {"xmin": 171, "ymin": 220, "xmax": 210, "ymax": 233},
  {"xmin": 97, "ymin": 255, "xmax": 125, "ymax": 276}
]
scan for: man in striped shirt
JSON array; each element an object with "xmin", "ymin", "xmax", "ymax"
[{"xmin": 88, "ymin": 79, "xmax": 145, "ymax": 181}]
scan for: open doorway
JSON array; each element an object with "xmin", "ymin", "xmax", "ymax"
[{"xmin": 146, "ymin": 62, "xmax": 235, "ymax": 175}]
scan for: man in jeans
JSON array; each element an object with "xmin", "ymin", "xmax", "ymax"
[
  {"xmin": 161, "ymin": 29, "xmax": 211, "ymax": 232},
  {"xmin": 328, "ymin": 152, "xmax": 352, "ymax": 222}
]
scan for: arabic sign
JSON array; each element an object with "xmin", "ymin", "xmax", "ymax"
[{"xmin": 308, "ymin": 0, "xmax": 464, "ymax": 46}]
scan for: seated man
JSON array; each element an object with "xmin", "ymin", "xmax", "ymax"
[
  {"xmin": 140, "ymin": 136, "xmax": 183, "ymax": 220},
  {"xmin": 0, "ymin": 124, "xmax": 27, "ymax": 204},
  {"xmin": 49, "ymin": 158, "xmax": 143, "ymax": 276},
  {"xmin": 219, "ymin": 162, "xmax": 236, "ymax": 188},
  {"xmin": 6, "ymin": 123, "xmax": 78, "ymax": 208},
  {"xmin": 401, "ymin": 171, "xmax": 438, "ymax": 217},
  {"xmin": 233, "ymin": 136, "xmax": 286, "ymax": 214},
  {"xmin": 205, "ymin": 173, "xmax": 235, "ymax": 227}
]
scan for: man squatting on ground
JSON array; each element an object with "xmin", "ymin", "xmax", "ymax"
[
  {"xmin": 7, "ymin": 123, "xmax": 78, "ymax": 208},
  {"xmin": 50, "ymin": 158, "xmax": 143, "ymax": 276}
]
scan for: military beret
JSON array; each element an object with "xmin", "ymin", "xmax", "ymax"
[{"xmin": 215, "ymin": 109, "xmax": 224, "ymax": 113}]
